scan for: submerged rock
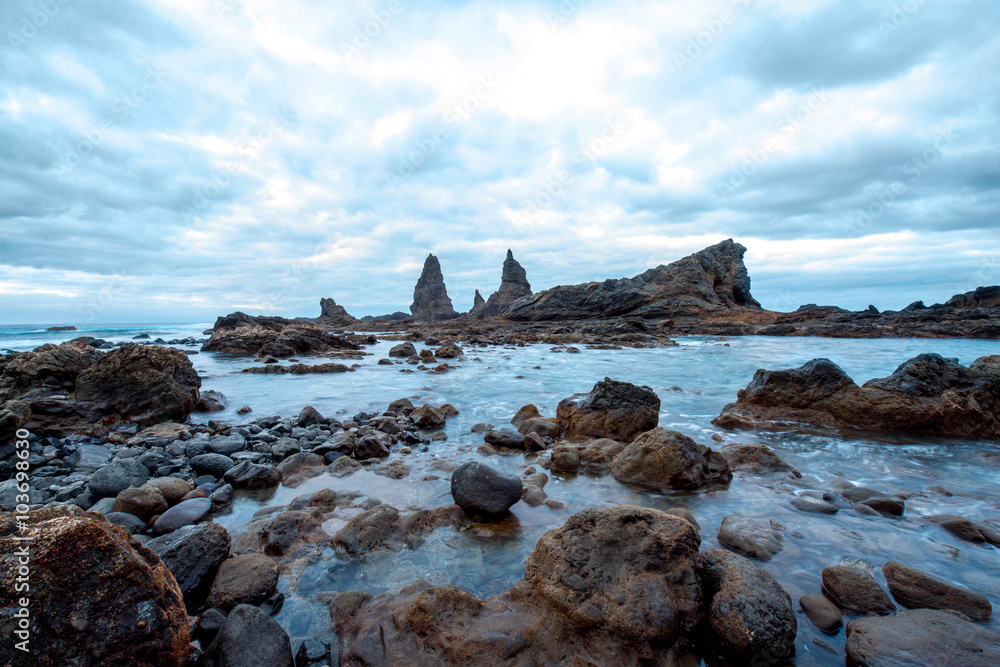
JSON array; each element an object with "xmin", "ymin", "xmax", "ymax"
[
  {"xmin": 715, "ymin": 354, "xmax": 1000, "ymax": 439},
  {"xmin": 799, "ymin": 592, "xmax": 843, "ymax": 634},
  {"xmin": 610, "ymin": 427, "xmax": 731, "ymax": 490},
  {"xmin": 716, "ymin": 515, "xmax": 783, "ymax": 561},
  {"xmin": 0, "ymin": 506, "xmax": 189, "ymax": 667},
  {"xmin": 557, "ymin": 377, "xmax": 661, "ymax": 442},
  {"xmin": 822, "ymin": 565, "xmax": 896, "ymax": 615}
]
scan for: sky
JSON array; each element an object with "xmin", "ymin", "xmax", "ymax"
[{"xmin": 1, "ymin": 0, "xmax": 998, "ymax": 324}]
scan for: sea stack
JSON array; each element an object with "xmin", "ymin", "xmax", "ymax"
[
  {"xmin": 317, "ymin": 298, "xmax": 358, "ymax": 326},
  {"xmin": 484, "ymin": 250, "xmax": 532, "ymax": 317},
  {"xmin": 410, "ymin": 254, "xmax": 458, "ymax": 321},
  {"xmin": 469, "ymin": 289, "xmax": 486, "ymax": 318}
]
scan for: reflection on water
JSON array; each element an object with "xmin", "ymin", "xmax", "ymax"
[{"xmin": 7, "ymin": 324, "xmax": 1000, "ymax": 662}]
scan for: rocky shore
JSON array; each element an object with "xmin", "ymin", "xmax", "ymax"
[{"xmin": 2, "ymin": 326, "xmax": 999, "ymax": 665}]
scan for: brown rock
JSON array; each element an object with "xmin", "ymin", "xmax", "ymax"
[
  {"xmin": 610, "ymin": 427, "xmax": 732, "ymax": 490},
  {"xmin": 883, "ymin": 561, "xmax": 992, "ymax": 621},
  {"xmin": 205, "ymin": 553, "xmax": 280, "ymax": 611},
  {"xmin": 720, "ymin": 442, "xmax": 800, "ymax": 476},
  {"xmin": 846, "ymin": 609, "xmax": 1000, "ymax": 666},
  {"xmin": 821, "ymin": 565, "xmax": 895, "ymax": 615},
  {"xmin": 557, "ymin": 377, "xmax": 661, "ymax": 442},
  {"xmin": 112, "ymin": 485, "xmax": 169, "ymax": 523},
  {"xmin": 799, "ymin": 592, "xmax": 843, "ymax": 634}
]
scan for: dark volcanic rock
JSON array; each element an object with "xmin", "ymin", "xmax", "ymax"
[
  {"xmin": 317, "ymin": 297, "xmax": 358, "ymax": 326},
  {"xmin": 0, "ymin": 506, "xmax": 189, "ymax": 667},
  {"xmin": 88, "ymin": 460, "xmax": 151, "ymax": 498},
  {"xmin": 698, "ymin": 548, "xmax": 796, "ymax": 661},
  {"xmin": 148, "ymin": 522, "xmax": 231, "ymax": 609},
  {"xmin": 206, "ymin": 553, "xmax": 280, "ymax": 611},
  {"xmin": 504, "ymin": 239, "xmax": 761, "ymax": 321},
  {"xmin": 846, "ymin": 609, "xmax": 1000, "ymax": 666},
  {"xmin": 223, "ymin": 461, "xmax": 280, "ymax": 489},
  {"xmin": 0, "ymin": 340, "xmax": 102, "ymax": 401},
  {"xmin": 75, "ymin": 344, "xmax": 202, "ymax": 426},
  {"xmin": 822, "ymin": 565, "xmax": 896, "ymax": 615},
  {"xmin": 409, "ymin": 254, "xmax": 458, "ymax": 321},
  {"xmin": 557, "ymin": 377, "xmax": 661, "ymax": 442},
  {"xmin": 484, "ymin": 249, "xmax": 532, "ymax": 317},
  {"xmin": 714, "ymin": 354, "xmax": 1000, "ymax": 439},
  {"xmin": 450, "ymin": 462, "xmax": 522, "ymax": 516},
  {"xmin": 204, "ymin": 603, "xmax": 294, "ymax": 667},
  {"xmin": 883, "ymin": 561, "xmax": 992, "ymax": 621},
  {"xmin": 202, "ymin": 311, "xmax": 360, "ymax": 357},
  {"xmin": 610, "ymin": 427, "xmax": 731, "ymax": 490},
  {"xmin": 946, "ymin": 285, "xmax": 1000, "ymax": 309},
  {"xmin": 469, "ymin": 289, "xmax": 486, "ymax": 318}
]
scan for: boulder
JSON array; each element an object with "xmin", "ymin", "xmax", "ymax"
[
  {"xmin": 411, "ymin": 403, "xmax": 446, "ymax": 428},
  {"xmin": 153, "ymin": 497, "xmax": 213, "ymax": 534},
  {"xmin": 716, "ymin": 515, "xmax": 783, "ymax": 561},
  {"xmin": 66, "ymin": 443, "xmax": 113, "ymax": 470},
  {"xmin": 205, "ymin": 553, "xmax": 280, "ymax": 611},
  {"xmin": 143, "ymin": 477, "xmax": 193, "ymax": 505},
  {"xmin": 74, "ymin": 344, "xmax": 202, "ymax": 426},
  {"xmin": 296, "ymin": 405, "xmax": 326, "ymax": 427},
  {"xmin": 196, "ymin": 389, "xmax": 228, "ymax": 413},
  {"xmin": 516, "ymin": 417, "xmax": 561, "ymax": 439},
  {"xmin": 189, "ymin": 453, "xmax": 236, "ymax": 477},
  {"xmin": 88, "ymin": 460, "xmax": 151, "ymax": 498},
  {"xmin": 846, "ymin": 609, "xmax": 1000, "ymax": 666},
  {"xmin": 610, "ymin": 427, "xmax": 731, "ymax": 490},
  {"xmin": 821, "ymin": 565, "xmax": 896, "ymax": 615},
  {"xmin": 223, "ymin": 461, "xmax": 280, "ymax": 489},
  {"xmin": 483, "ymin": 427, "xmax": 525, "ymax": 449},
  {"xmin": 204, "ymin": 604, "xmax": 294, "ymax": 667},
  {"xmin": 317, "ymin": 297, "xmax": 358, "ymax": 327},
  {"xmin": 557, "ymin": 377, "xmax": 661, "ymax": 442},
  {"xmin": 799, "ymin": 592, "xmax": 843, "ymax": 634},
  {"xmin": 0, "ymin": 506, "xmax": 188, "ymax": 666},
  {"xmin": 698, "ymin": 548, "xmax": 796, "ymax": 661},
  {"xmin": 451, "ymin": 462, "xmax": 523, "ymax": 516},
  {"xmin": 883, "ymin": 561, "xmax": 992, "ymax": 621},
  {"xmin": 434, "ymin": 342, "xmax": 463, "ymax": 359},
  {"xmin": 719, "ymin": 443, "xmax": 799, "ymax": 476},
  {"xmin": 148, "ymin": 522, "xmax": 231, "ymax": 608},
  {"xmin": 715, "ymin": 354, "xmax": 1000, "ymax": 439},
  {"xmin": 388, "ymin": 342, "xmax": 417, "ymax": 358},
  {"xmin": 112, "ymin": 485, "xmax": 168, "ymax": 523},
  {"xmin": 202, "ymin": 312, "xmax": 360, "ymax": 357},
  {"xmin": 409, "ymin": 254, "xmax": 458, "ymax": 321}
]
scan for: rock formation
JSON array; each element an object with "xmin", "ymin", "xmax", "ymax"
[
  {"xmin": 316, "ymin": 298, "xmax": 358, "ymax": 326},
  {"xmin": 714, "ymin": 354, "xmax": 1000, "ymax": 439},
  {"xmin": 484, "ymin": 249, "xmax": 532, "ymax": 316},
  {"xmin": 201, "ymin": 312, "xmax": 361, "ymax": 357},
  {"xmin": 409, "ymin": 254, "xmax": 458, "ymax": 321},
  {"xmin": 504, "ymin": 239, "xmax": 760, "ymax": 321},
  {"xmin": 469, "ymin": 289, "xmax": 486, "ymax": 318},
  {"xmin": 557, "ymin": 377, "xmax": 661, "ymax": 442}
]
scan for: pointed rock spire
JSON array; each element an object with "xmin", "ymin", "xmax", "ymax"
[
  {"xmin": 410, "ymin": 254, "xmax": 458, "ymax": 321},
  {"xmin": 484, "ymin": 249, "xmax": 532, "ymax": 316},
  {"xmin": 469, "ymin": 289, "xmax": 486, "ymax": 318},
  {"xmin": 317, "ymin": 298, "xmax": 358, "ymax": 326}
]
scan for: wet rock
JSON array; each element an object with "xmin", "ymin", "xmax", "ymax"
[
  {"xmin": 923, "ymin": 514, "xmax": 986, "ymax": 543},
  {"xmin": 557, "ymin": 377, "xmax": 661, "ymax": 442},
  {"xmin": 717, "ymin": 515, "xmax": 783, "ymax": 561},
  {"xmin": 883, "ymin": 561, "xmax": 992, "ymax": 621},
  {"xmin": 715, "ymin": 354, "xmax": 1000, "ymax": 439},
  {"xmin": 75, "ymin": 344, "xmax": 202, "ymax": 426},
  {"xmin": 411, "ymin": 403, "xmax": 446, "ymax": 428},
  {"xmin": 202, "ymin": 312, "xmax": 359, "ymax": 357},
  {"xmin": 112, "ymin": 485, "xmax": 168, "ymax": 523},
  {"xmin": 385, "ymin": 397, "xmax": 414, "ymax": 415},
  {"xmin": 516, "ymin": 417, "xmax": 561, "ymax": 439},
  {"xmin": 975, "ymin": 518, "xmax": 1000, "ymax": 547},
  {"xmin": 66, "ymin": 443, "xmax": 113, "ymax": 470},
  {"xmin": 720, "ymin": 442, "xmax": 799, "ymax": 476},
  {"xmin": 846, "ymin": 609, "xmax": 1000, "ymax": 666},
  {"xmin": 143, "ymin": 477, "xmax": 193, "ymax": 505},
  {"xmin": 295, "ymin": 405, "xmax": 325, "ymax": 427},
  {"xmin": 153, "ymin": 497, "xmax": 213, "ymax": 534},
  {"xmin": 843, "ymin": 486, "xmax": 905, "ymax": 516},
  {"xmin": 821, "ymin": 565, "xmax": 896, "ymax": 615},
  {"xmin": 518, "ymin": 506, "xmax": 703, "ymax": 641},
  {"xmin": 434, "ymin": 342, "xmax": 463, "ymax": 358},
  {"xmin": 698, "ymin": 547, "xmax": 797, "ymax": 661},
  {"xmin": 223, "ymin": 461, "xmax": 280, "ymax": 489},
  {"xmin": 791, "ymin": 494, "xmax": 839, "ymax": 514},
  {"xmin": 206, "ymin": 553, "xmax": 280, "ymax": 611},
  {"xmin": 662, "ymin": 507, "xmax": 699, "ymax": 529},
  {"xmin": 0, "ymin": 505, "xmax": 189, "ymax": 666},
  {"xmin": 610, "ymin": 427, "xmax": 732, "ymax": 490},
  {"xmin": 510, "ymin": 404, "xmax": 541, "ymax": 426},
  {"xmin": 197, "ymin": 389, "xmax": 228, "ymax": 413},
  {"xmin": 388, "ymin": 342, "xmax": 418, "ymax": 358},
  {"xmin": 483, "ymin": 427, "xmax": 525, "ymax": 449},
  {"xmin": 105, "ymin": 511, "xmax": 147, "ymax": 535},
  {"xmin": 354, "ymin": 435, "xmax": 390, "ymax": 459},
  {"xmin": 207, "ymin": 434, "xmax": 247, "ymax": 456},
  {"xmin": 549, "ymin": 445, "xmax": 581, "ymax": 473},
  {"xmin": 148, "ymin": 522, "xmax": 231, "ymax": 609},
  {"xmin": 203, "ymin": 603, "xmax": 294, "ymax": 667},
  {"xmin": 799, "ymin": 592, "xmax": 843, "ymax": 634},
  {"xmin": 276, "ymin": 452, "xmax": 326, "ymax": 486},
  {"xmin": 451, "ymin": 462, "xmax": 523, "ymax": 516},
  {"xmin": 88, "ymin": 460, "xmax": 150, "ymax": 498},
  {"xmin": 189, "ymin": 453, "xmax": 235, "ymax": 477}
]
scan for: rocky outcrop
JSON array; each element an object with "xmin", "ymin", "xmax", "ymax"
[
  {"xmin": 75, "ymin": 344, "xmax": 201, "ymax": 427},
  {"xmin": 202, "ymin": 312, "xmax": 361, "ymax": 357},
  {"xmin": 504, "ymin": 239, "xmax": 760, "ymax": 321},
  {"xmin": 610, "ymin": 427, "xmax": 732, "ymax": 490},
  {"xmin": 317, "ymin": 298, "xmax": 358, "ymax": 327},
  {"xmin": 945, "ymin": 285, "xmax": 1000, "ymax": 309},
  {"xmin": 484, "ymin": 250, "xmax": 532, "ymax": 316},
  {"xmin": 714, "ymin": 354, "xmax": 1000, "ymax": 439},
  {"xmin": 0, "ymin": 505, "xmax": 189, "ymax": 667},
  {"xmin": 469, "ymin": 289, "xmax": 486, "ymax": 318},
  {"xmin": 557, "ymin": 377, "xmax": 661, "ymax": 442},
  {"xmin": 409, "ymin": 254, "xmax": 458, "ymax": 321},
  {"xmin": 0, "ymin": 340, "xmax": 102, "ymax": 401}
]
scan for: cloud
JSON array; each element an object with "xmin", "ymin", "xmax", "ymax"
[{"xmin": 1, "ymin": 0, "xmax": 998, "ymax": 323}]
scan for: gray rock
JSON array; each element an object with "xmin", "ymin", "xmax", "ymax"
[
  {"xmin": 388, "ymin": 342, "xmax": 418, "ymax": 358},
  {"xmin": 87, "ymin": 460, "xmax": 150, "ymax": 498},
  {"xmin": 791, "ymin": 495, "xmax": 839, "ymax": 514},
  {"xmin": 188, "ymin": 453, "xmax": 236, "ymax": 477},
  {"xmin": 450, "ymin": 462, "xmax": 523, "ymax": 516},
  {"xmin": 223, "ymin": 460, "xmax": 280, "ymax": 489},
  {"xmin": 207, "ymin": 435, "xmax": 247, "ymax": 456},
  {"xmin": 153, "ymin": 497, "xmax": 213, "ymax": 534},
  {"xmin": 148, "ymin": 522, "xmax": 231, "ymax": 608},
  {"xmin": 846, "ymin": 609, "xmax": 1000, "ymax": 666},
  {"xmin": 105, "ymin": 511, "xmax": 147, "ymax": 535},
  {"xmin": 296, "ymin": 405, "xmax": 326, "ymax": 427},
  {"xmin": 66, "ymin": 444, "xmax": 112, "ymax": 470},
  {"xmin": 483, "ymin": 428, "xmax": 525, "ymax": 449},
  {"xmin": 204, "ymin": 604, "xmax": 294, "ymax": 667},
  {"xmin": 717, "ymin": 515, "xmax": 783, "ymax": 561}
]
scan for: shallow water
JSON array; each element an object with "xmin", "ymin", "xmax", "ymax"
[{"xmin": 7, "ymin": 325, "xmax": 1000, "ymax": 663}]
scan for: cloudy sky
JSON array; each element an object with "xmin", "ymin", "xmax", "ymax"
[{"xmin": 1, "ymin": 0, "xmax": 998, "ymax": 324}]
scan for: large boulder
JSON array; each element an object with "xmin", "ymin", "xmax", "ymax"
[
  {"xmin": 88, "ymin": 460, "xmax": 151, "ymax": 498},
  {"xmin": 148, "ymin": 522, "xmax": 231, "ymax": 609},
  {"xmin": 0, "ymin": 340, "xmax": 102, "ymax": 401},
  {"xmin": 698, "ymin": 548, "xmax": 796, "ymax": 661},
  {"xmin": 504, "ymin": 239, "xmax": 761, "ymax": 321},
  {"xmin": 203, "ymin": 604, "xmax": 294, "ymax": 667},
  {"xmin": 205, "ymin": 553, "xmax": 280, "ymax": 611},
  {"xmin": 0, "ymin": 506, "xmax": 189, "ymax": 666},
  {"xmin": 557, "ymin": 377, "xmax": 661, "ymax": 442},
  {"xmin": 483, "ymin": 250, "xmax": 532, "ymax": 317},
  {"xmin": 883, "ymin": 561, "xmax": 992, "ymax": 622},
  {"xmin": 846, "ymin": 609, "xmax": 1000, "ymax": 666},
  {"xmin": 201, "ymin": 311, "xmax": 360, "ymax": 357},
  {"xmin": 450, "ymin": 462, "xmax": 523, "ymax": 516},
  {"xmin": 515, "ymin": 506, "xmax": 703, "ymax": 642},
  {"xmin": 409, "ymin": 253, "xmax": 458, "ymax": 321},
  {"xmin": 822, "ymin": 565, "xmax": 896, "ymax": 615},
  {"xmin": 610, "ymin": 427, "xmax": 731, "ymax": 490},
  {"xmin": 715, "ymin": 354, "xmax": 1000, "ymax": 439},
  {"xmin": 74, "ymin": 344, "xmax": 202, "ymax": 426}
]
